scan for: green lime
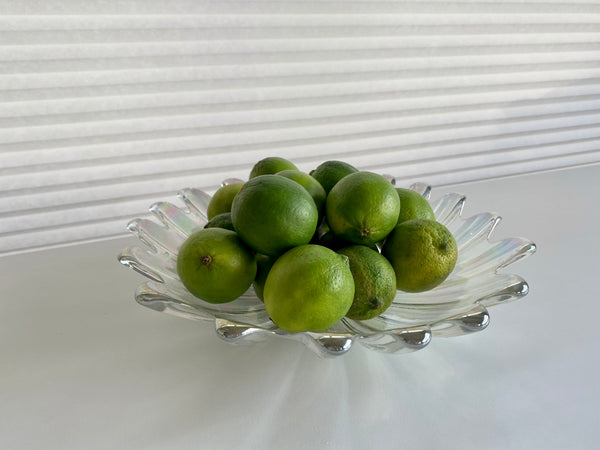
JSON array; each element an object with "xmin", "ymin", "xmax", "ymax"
[
  {"xmin": 204, "ymin": 212, "xmax": 235, "ymax": 231},
  {"xmin": 264, "ymin": 245, "xmax": 355, "ymax": 333},
  {"xmin": 396, "ymin": 188, "xmax": 435, "ymax": 225},
  {"xmin": 206, "ymin": 183, "xmax": 244, "ymax": 220},
  {"xmin": 249, "ymin": 157, "xmax": 298, "ymax": 179},
  {"xmin": 337, "ymin": 245, "xmax": 396, "ymax": 320},
  {"xmin": 176, "ymin": 228, "xmax": 257, "ymax": 303},
  {"xmin": 252, "ymin": 253, "xmax": 277, "ymax": 301},
  {"xmin": 276, "ymin": 169, "xmax": 326, "ymax": 222},
  {"xmin": 382, "ymin": 219, "xmax": 458, "ymax": 293},
  {"xmin": 326, "ymin": 171, "xmax": 400, "ymax": 245},
  {"xmin": 231, "ymin": 175, "xmax": 318, "ymax": 256},
  {"xmin": 309, "ymin": 160, "xmax": 358, "ymax": 194}
]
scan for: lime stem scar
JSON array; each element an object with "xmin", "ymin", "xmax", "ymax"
[{"xmin": 200, "ymin": 255, "xmax": 212, "ymax": 265}]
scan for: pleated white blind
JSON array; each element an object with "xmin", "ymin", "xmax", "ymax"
[{"xmin": 1, "ymin": 0, "xmax": 600, "ymax": 255}]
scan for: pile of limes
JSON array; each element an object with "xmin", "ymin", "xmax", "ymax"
[{"xmin": 177, "ymin": 157, "xmax": 458, "ymax": 333}]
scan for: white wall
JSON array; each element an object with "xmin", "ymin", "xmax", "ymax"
[{"xmin": 1, "ymin": 0, "xmax": 600, "ymax": 254}]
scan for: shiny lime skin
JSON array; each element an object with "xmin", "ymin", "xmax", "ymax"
[
  {"xmin": 276, "ymin": 170, "xmax": 327, "ymax": 222},
  {"xmin": 382, "ymin": 219, "xmax": 457, "ymax": 293},
  {"xmin": 206, "ymin": 183, "xmax": 244, "ymax": 220},
  {"xmin": 309, "ymin": 160, "xmax": 358, "ymax": 194},
  {"xmin": 177, "ymin": 228, "xmax": 257, "ymax": 303},
  {"xmin": 326, "ymin": 172, "xmax": 400, "ymax": 245},
  {"xmin": 337, "ymin": 245, "xmax": 396, "ymax": 320},
  {"xmin": 231, "ymin": 175, "xmax": 319, "ymax": 256},
  {"xmin": 264, "ymin": 245, "xmax": 355, "ymax": 333},
  {"xmin": 204, "ymin": 212, "xmax": 235, "ymax": 231},
  {"xmin": 395, "ymin": 188, "xmax": 435, "ymax": 225},
  {"xmin": 249, "ymin": 157, "xmax": 298, "ymax": 179}
]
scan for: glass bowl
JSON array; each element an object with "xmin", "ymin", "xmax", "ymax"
[{"xmin": 118, "ymin": 178, "xmax": 535, "ymax": 357}]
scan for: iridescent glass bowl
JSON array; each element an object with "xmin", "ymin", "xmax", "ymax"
[{"xmin": 118, "ymin": 179, "xmax": 535, "ymax": 357}]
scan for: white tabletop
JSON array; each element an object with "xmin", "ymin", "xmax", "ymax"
[{"xmin": 2, "ymin": 164, "xmax": 599, "ymax": 450}]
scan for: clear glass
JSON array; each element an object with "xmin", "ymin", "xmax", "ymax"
[{"xmin": 118, "ymin": 178, "xmax": 535, "ymax": 357}]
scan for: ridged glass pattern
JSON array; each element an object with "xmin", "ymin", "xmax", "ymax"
[{"xmin": 118, "ymin": 179, "xmax": 536, "ymax": 357}]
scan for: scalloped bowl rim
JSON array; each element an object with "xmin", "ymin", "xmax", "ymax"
[{"xmin": 118, "ymin": 179, "xmax": 536, "ymax": 357}]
